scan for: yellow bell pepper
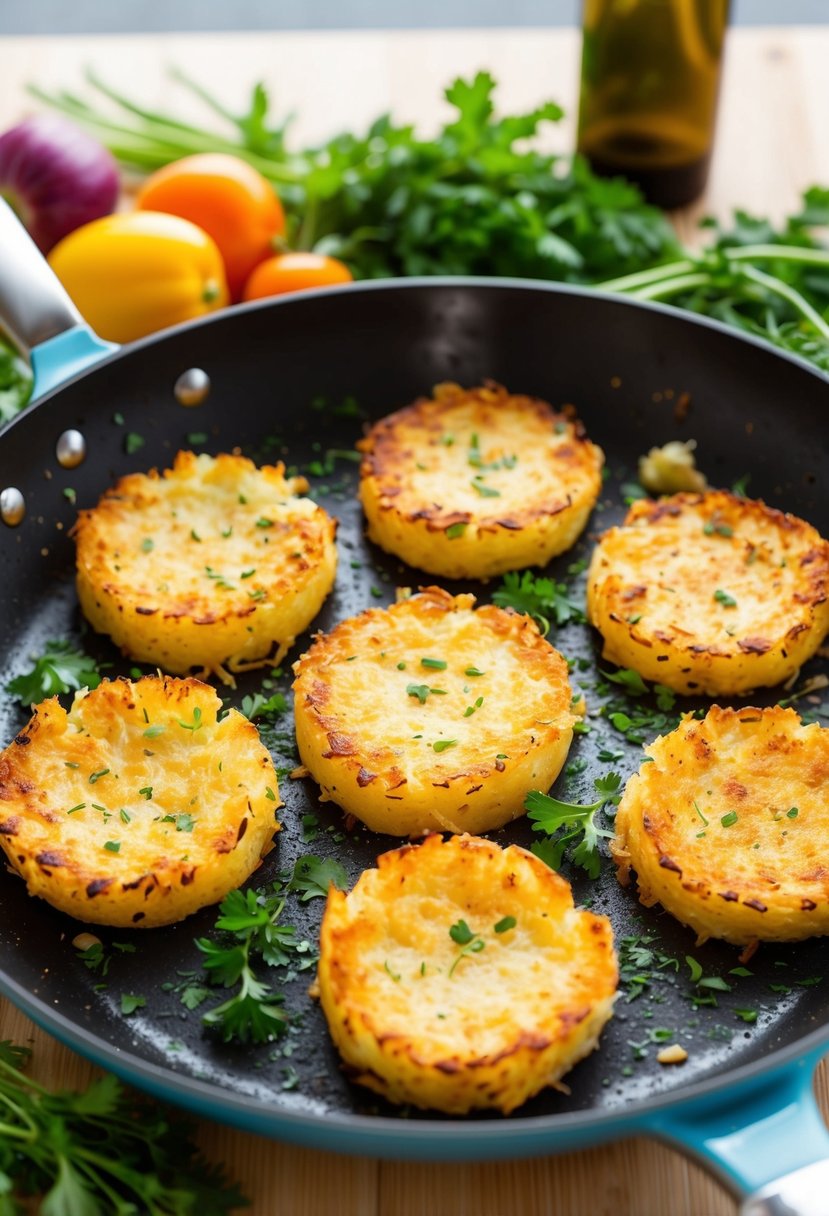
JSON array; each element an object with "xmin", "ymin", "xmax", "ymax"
[{"xmin": 47, "ymin": 211, "xmax": 229, "ymax": 343}]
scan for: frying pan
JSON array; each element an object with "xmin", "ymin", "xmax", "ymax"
[{"xmin": 0, "ymin": 198, "xmax": 828, "ymax": 1216}]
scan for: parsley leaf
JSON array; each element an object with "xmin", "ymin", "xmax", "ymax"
[
  {"xmin": 286, "ymin": 855, "xmax": 348, "ymax": 902},
  {"xmin": 195, "ymin": 878, "xmax": 317, "ymax": 1045},
  {"xmin": 7, "ymin": 641, "xmax": 104, "ymax": 706},
  {"xmin": 526, "ymin": 773, "xmax": 622, "ymax": 878},
  {"xmin": 492, "ymin": 571, "xmax": 586, "ymax": 634},
  {"xmin": 239, "ymin": 691, "xmax": 287, "ymax": 722},
  {"xmin": 0, "ymin": 1039, "xmax": 245, "ymax": 1211}
]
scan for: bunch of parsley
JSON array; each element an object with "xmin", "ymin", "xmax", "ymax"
[
  {"xmin": 0, "ymin": 1041, "xmax": 245, "ymax": 1214},
  {"xmin": 32, "ymin": 69, "xmax": 680, "ymax": 287}
]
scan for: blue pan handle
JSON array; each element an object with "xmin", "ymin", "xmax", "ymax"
[
  {"xmin": 0, "ymin": 199, "xmax": 116, "ymax": 400},
  {"xmin": 644, "ymin": 1046, "xmax": 829, "ymax": 1214}
]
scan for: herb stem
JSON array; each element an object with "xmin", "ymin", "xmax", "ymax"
[
  {"xmin": 737, "ymin": 264, "xmax": 829, "ymax": 340},
  {"xmin": 596, "ymin": 258, "xmax": 696, "ymax": 293},
  {"xmin": 726, "ymin": 243, "xmax": 829, "ymax": 269},
  {"xmin": 627, "ymin": 271, "xmax": 712, "ymax": 301}
]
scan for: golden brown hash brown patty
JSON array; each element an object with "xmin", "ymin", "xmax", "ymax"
[
  {"xmin": 0, "ymin": 676, "xmax": 280, "ymax": 927},
  {"xmin": 358, "ymin": 381, "xmax": 604, "ymax": 579},
  {"xmin": 612, "ymin": 706, "xmax": 829, "ymax": 945},
  {"xmin": 292, "ymin": 586, "xmax": 577, "ymax": 836},
  {"xmin": 74, "ymin": 451, "xmax": 337, "ymax": 683},
  {"xmin": 317, "ymin": 832, "xmax": 617, "ymax": 1113},
  {"xmin": 586, "ymin": 489, "xmax": 829, "ymax": 695}
]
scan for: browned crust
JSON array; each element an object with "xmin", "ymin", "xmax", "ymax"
[{"xmin": 357, "ymin": 381, "xmax": 600, "ymax": 532}]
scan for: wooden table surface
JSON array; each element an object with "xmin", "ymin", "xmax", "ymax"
[{"xmin": 1, "ymin": 22, "xmax": 829, "ymax": 1216}]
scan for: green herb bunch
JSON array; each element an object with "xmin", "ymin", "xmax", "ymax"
[
  {"xmin": 0, "ymin": 1041, "xmax": 245, "ymax": 1214},
  {"xmin": 32, "ymin": 69, "xmax": 679, "ymax": 287}
]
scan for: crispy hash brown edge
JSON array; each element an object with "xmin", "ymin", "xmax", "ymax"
[{"xmin": 317, "ymin": 833, "xmax": 618, "ymax": 1114}]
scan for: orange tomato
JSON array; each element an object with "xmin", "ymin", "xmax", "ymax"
[
  {"xmin": 136, "ymin": 153, "xmax": 285, "ymax": 300},
  {"xmin": 242, "ymin": 253, "xmax": 353, "ymax": 301}
]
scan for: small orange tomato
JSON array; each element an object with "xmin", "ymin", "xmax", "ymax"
[
  {"xmin": 136, "ymin": 153, "xmax": 285, "ymax": 300},
  {"xmin": 242, "ymin": 253, "xmax": 353, "ymax": 302}
]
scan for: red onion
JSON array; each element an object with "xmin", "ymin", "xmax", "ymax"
[{"xmin": 0, "ymin": 114, "xmax": 119, "ymax": 253}]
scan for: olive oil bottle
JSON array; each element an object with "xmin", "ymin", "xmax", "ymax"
[{"xmin": 577, "ymin": 0, "xmax": 730, "ymax": 209}]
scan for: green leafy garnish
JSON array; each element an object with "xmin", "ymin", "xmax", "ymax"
[
  {"xmin": 493, "ymin": 571, "xmax": 586, "ymax": 635},
  {"xmin": 240, "ymin": 691, "xmax": 287, "ymax": 722},
  {"xmin": 714, "ymin": 588, "xmax": 738, "ymax": 608},
  {"xmin": 195, "ymin": 875, "xmax": 316, "ymax": 1045},
  {"xmin": 0, "ymin": 1040, "xmax": 245, "ymax": 1212},
  {"xmin": 448, "ymin": 919, "xmax": 486, "ymax": 976},
  {"xmin": 525, "ymin": 772, "xmax": 622, "ymax": 878},
  {"xmin": 285, "ymin": 855, "xmax": 348, "ymax": 902},
  {"xmin": 6, "ymin": 641, "xmax": 103, "ymax": 706}
]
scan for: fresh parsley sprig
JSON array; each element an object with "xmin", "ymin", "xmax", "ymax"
[
  {"xmin": 196, "ymin": 856, "xmax": 346, "ymax": 1044},
  {"xmin": 6, "ymin": 641, "xmax": 104, "ymax": 707},
  {"xmin": 492, "ymin": 571, "xmax": 586, "ymax": 635},
  {"xmin": 525, "ymin": 772, "xmax": 622, "ymax": 878},
  {"xmin": 0, "ymin": 1040, "xmax": 245, "ymax": 1213}
]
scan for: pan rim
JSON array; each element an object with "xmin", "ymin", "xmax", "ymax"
[
  {"xmin": 7, "ymin": 274, "xmax": 828, "ymax": 428},
  {"xmin": 0, "ymin": 962, "xmax": 826, "ymax": 1152}
]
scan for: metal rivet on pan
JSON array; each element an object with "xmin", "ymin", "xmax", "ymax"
[
  {"xmin": 56, "ymin": 429, "xmax": 87, "ymax": 469},
  {"xmin": 0, "ymin": 488, "xmax": 25, "ymax": 527},
  {"xmin": 174, "ymin": 368, "xmax": 211, "ymax": 407}
]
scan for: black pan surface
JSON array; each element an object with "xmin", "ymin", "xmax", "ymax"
[{"xmin": 0, "ymin": 280, "xmax": 827, "ymax": 1156}]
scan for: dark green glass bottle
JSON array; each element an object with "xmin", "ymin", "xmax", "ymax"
[{"xmin": 577, "ymin": 0, "xmax": 730, "ymax": 209}]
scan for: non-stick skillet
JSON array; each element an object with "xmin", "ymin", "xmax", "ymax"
[{"xmin": 1, "ymin": 198, "xmax": 829, "ymax": 1215}]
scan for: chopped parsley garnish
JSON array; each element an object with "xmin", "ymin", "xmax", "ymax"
[
  {"xmin": 178, "ymin": 707, "xmax": 203, "ymax": 733},
  {"xmin": 255, "ymin": 517, "xmax": 274, "ymax": 529},
  {"xmin": 714, "ymin": 589, "xmax": 738, "ymax": 608},
  {"xmin": 124, "ymin": 432, "xmax": 145, "ymax": 455},
  {"xmin": 445, "ymin": 522, "xmax": 468, "ymax": 539},
  {"xmin": 493, "ymin": 570, "xmax": 586, "ymax": 634},
  {"xmin": 703, "ymin": 521, "xmax": 734, "ymax": 537},
  {"xmin": 464, "ymin": 666, "xmax": 485, "ymax": 678},
  {"xmin": 143, "ymin": 724, "xmax": 164, "ymax": 739},
  {"xmin": 787, "ymin": 806, "xmax": 799, "ymax": 819},
  {"xmin": 286, "ymin": 855, "xmax": 348, "ymax": 902},
  {"xmin": 66, "ymin": 803, "xmax": 86, "ymax": 816},
  {"xmin": 734, "ymin": 1008, "xmax": 758, "ymax": 1023},
  {"xmin": 721, "ymin": 811, "xmax": 738, "ymax": 828},
  {"xmin": 240, "ymin": 691, "xmax": 287, "ymax": 722},
  {"xmin": 407, "ymin": 683, "xmax": 446, "ymax": 705},
  {"xmin": 120, "ymin": 993, "xmax": 146, "ymax": 1016},
  {"xmin": 88, "ymin": 769, "xmax": 110, "ymax": 784},
  {"xmin": 433, "ymin": 739, "xmax": 458, "ymax": 753},
  {"xmin": 138, "ymin": 786, "xmax": 153, "ymax": 800},
  {"xmin": 494, "ymin": 916, "xmax": 516, "ymax": 934},
  {"xmin": 6, "ymin": 641, "xmax": 104, "ymax": 706},
  {"xmin": 463, "ymin": 696, "xmax": 484, "ymax": 717},
  {"xmin": 103, "ymin": 841, "xmax": 121, "ymax": 853},
  {"xmin": 420, "ymin": 657, "xmax": 448, "ymax": 670},
  {"xmin": 470, "ymin": 476, "xmax": 500, "ymax": 497},
  {"xmin": 196, "ymin": 878, "xmax": 315, "ymax": 1044},
  {"xmin": 526, "ymin": 773, "xmax": 622, "ymax": 879},
  {"xmin": 448, "ymin": 919, "xmax": 485, "ymax": 976}
]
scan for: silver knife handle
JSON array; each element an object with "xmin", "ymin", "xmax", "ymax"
[
  {"xmin": 742, "ymin": 1161, "xmax": 829, "ymax": 1216},
  {"xmin": 0, "ymin": 198, "xmax": 83, "ymax": 353}
]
